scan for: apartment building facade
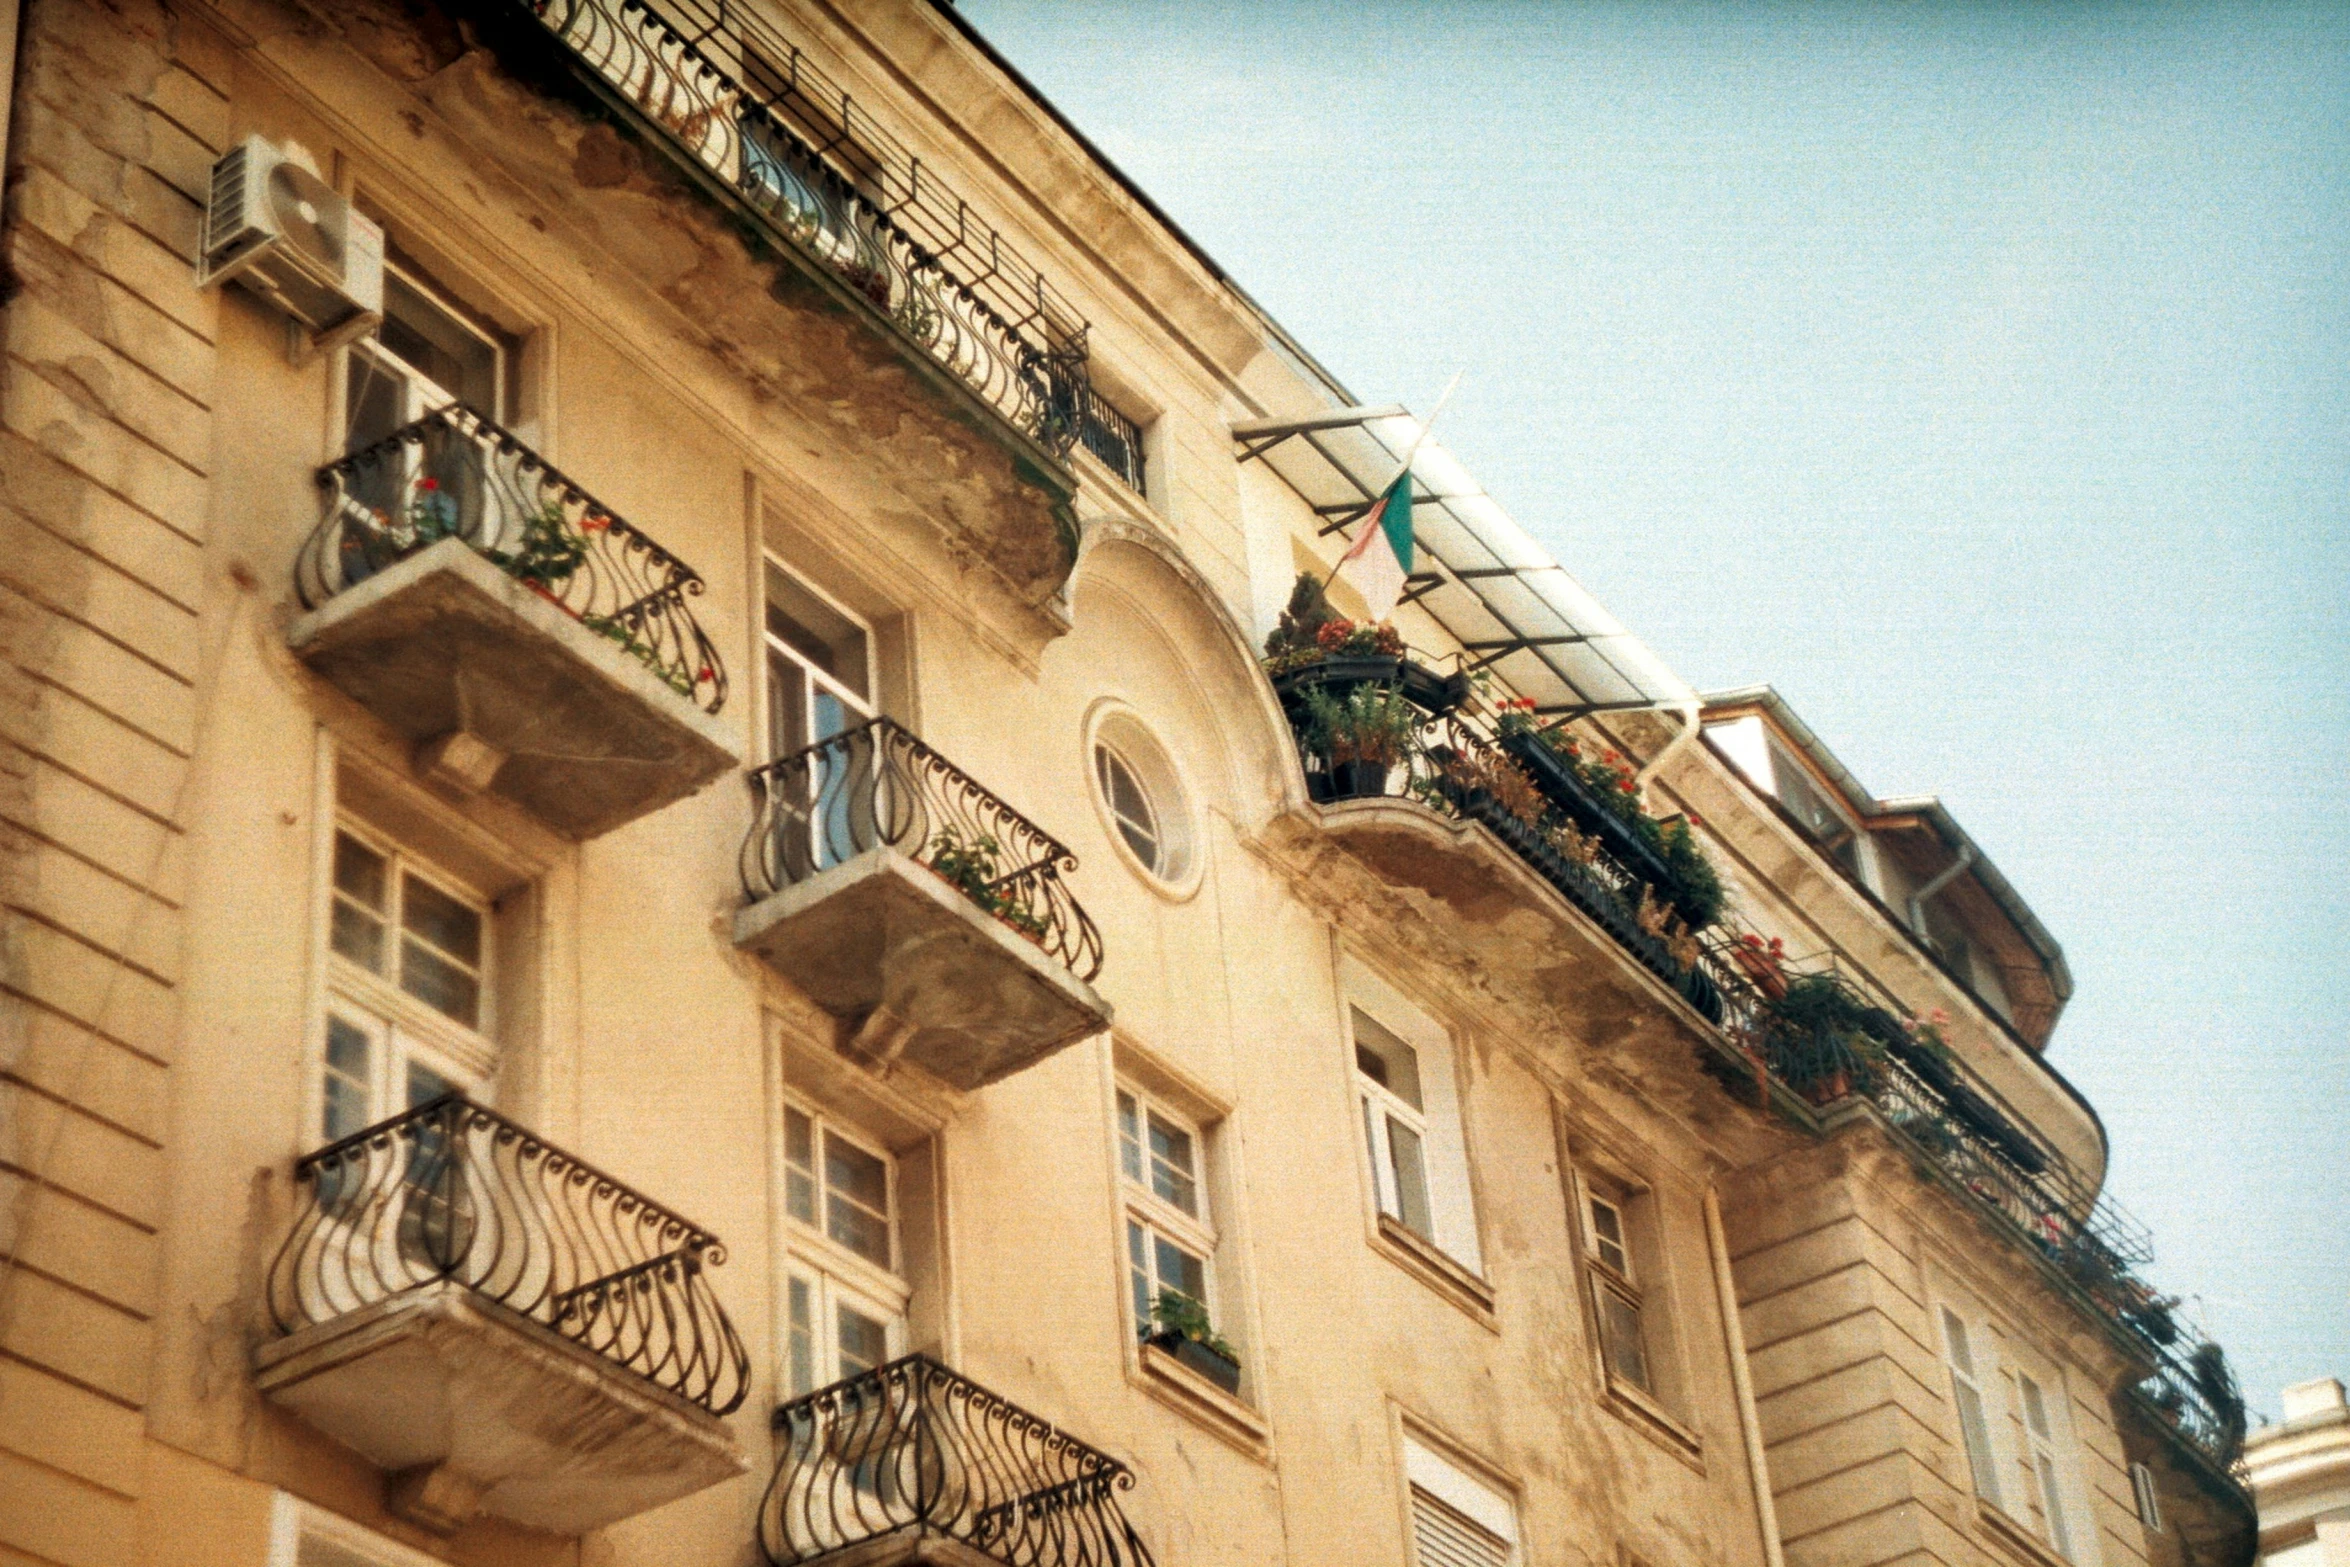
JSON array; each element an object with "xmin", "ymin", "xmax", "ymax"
[{"xmin": 0, "ymin": 3, "xmax": 2255, "ymax": 1567}]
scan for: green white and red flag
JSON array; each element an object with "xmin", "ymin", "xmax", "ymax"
[{"xmin": 1338, "ymin": 470, "xmax": 1414, "ymax": 622}]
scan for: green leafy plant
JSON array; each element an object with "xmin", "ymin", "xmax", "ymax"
[
  {"xmin": 925, "ymin": 828, "xmax": 1048, "ymax": 940},
  {"xmin": 1762, "ymin": 973, "xmax": 1888, "ymax": 1100},
  {"xmin": 1149, "ymin": 1288, "xmax": 1238, "ymax": 1364},
  {"xmin": 1302, "ymin": 682, "xmax": 1419, "ymax": 769},
  {"xmin": 489, "ymin": 499, "xmax": 591, "ymax": 589}
]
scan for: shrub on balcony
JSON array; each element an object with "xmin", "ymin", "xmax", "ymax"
[
  {"xmin": 924, "ymin": 828, "xmax": 1049, "ymax": 942},
  {"xmin": 1761, "ymin": 973, "xmax": 1888, "ymax": 1103},
  {"xmin": 1497, "ymin": 710, "xmax": 1727, "ymax": 930}
]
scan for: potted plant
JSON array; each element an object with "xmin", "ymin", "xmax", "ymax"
[
  {"xmin": 1762, "ymin": 973, "xmax": 1886, "ymax": 1104},
  {"xmin": 1261, "ymin": 573, "xmax": 1464, "ymax": 712},
  {"xmin": 1142, "ymin": 1289, "xmax": 1241, "ymax": 1395},
  {"xmin": 1301, "ymin": 682, "xmax": 1418, "ymax": 801},
  {"xmin": 923, "ymin": 828, "xmax": 1050, "ymax": 944}
]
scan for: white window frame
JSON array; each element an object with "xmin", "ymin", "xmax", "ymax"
[
  {"xmin": 317, "ymin": 820, "xmax": 496, "ymax": 1143},
  {"xmin": 344, "ymin": 261, "xmax": 506, "ymax": 437},
  {"xmin": 1342, "ymin": 958, "xmax": 1483, "ymax": 1275},
  {"xmin": 1116, "ymin": 1083, "xmax": 1219, "ymax": 1343},
  {"xmin": 775, "ymin": 1097, "xmax": 907, "ymax": 1399},
  {"xmin": 2129, "ymin": 1461, "xmax": 2163, "ymax": 1534},
  {"xmin": 2019, "ymin": 1370, "xmax": 2079, "ymax": 1559},
  {"xmin": 1356, "ymin": 1010, "xmax": 1436, "ymax": 1244},
  {"xmin": 1577, "ymin": 1178, "xmax": 1653, "ymax": 1398},
  {"xmin": 1940, "ymin": 1305, "xmax": 2007, "ymax": 1510},
  {"xmin": 763, "ymin": 556, "xmax": 877, "ymax": 761}
]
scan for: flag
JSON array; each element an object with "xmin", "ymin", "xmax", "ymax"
[{"xmin": 1338, "ymin": 470, "xmax": 1414, "ymax": 622}]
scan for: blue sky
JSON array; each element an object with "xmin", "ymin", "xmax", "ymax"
[{"xmin": 959, "ymin": 0, "xmax": 2350, "ymax": 1414}]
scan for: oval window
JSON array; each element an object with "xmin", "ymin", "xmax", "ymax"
[{"xmin": 1088, "ymin": 712, "xmax": 1195, "ymax": 889}]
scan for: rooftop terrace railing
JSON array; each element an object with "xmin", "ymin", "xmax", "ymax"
[
  {"xmin": 301, "ymin": 403, "xmax": 727, "ymax": 712},
  {"xmin": 266, "ymin": 1094, "xmax": 750, "ymax": 1415},
  {"xmin": 518, "ymin": 0, "xmax": 1093, "ymax": 462},
  {"xmin": 760, "ymin": 1354, "xmax": 1154, "ymax": 1567},
  {"xmin": 741, "ymin": 716, "xmax": 1105, "ymax": 985}
]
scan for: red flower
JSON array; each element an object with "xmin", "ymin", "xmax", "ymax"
[
  {"xmin": 417, "ymin": 477, "xmax": 440, "ymax": 491},
  {"xmin": 1688, "ymin": 812, "xmax": 1706, "ymax": 828},
  {"xmin": 1741, "ymin": 934, "xmax": 1763, "ymax": 951},
  {"xmin": 582, "ymin": 513, "xmax": 610, "ymax": 533},
  {"xmin": 698, "ymin": 665, "xmax": 715, "ymax": 682},
  {"xmin": 1617, "ymin": 778, "xmax": 1637, "ymax": 793}
]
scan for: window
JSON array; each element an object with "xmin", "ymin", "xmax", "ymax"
[
  {"xmin": 1087, "ymin": 709, "xmax": 1195, "ymax": 887},
  {"xmin": 1355, "ymin": 1007, "xmax": 1434, "ymax": 1241},
  {"xmin": 1940, "ymin": 1307, "xmax": 2004, "ymax": 1509},
  {"xmin": 1116, "ymin": 1085, "xmax": 1219, "ymax": 1348},
  {"xmin": 2129, "ymin": 1461, "xmax": 2163, "ymax": 1533},
  {"xmin": 342, "ymin": 263, "xmax": 505, "ymax": 534},
  {"xmin": 1580, "ymin": 1186, "xmax": 1651, "ymax": 1396},
  {"xmin": 779, "ymin": 1102, "xmax": 904, "ymax": 1397},
  {"xmin": 1342, "ymin": 962, "xmax": 1484, "ymax": 1281},
  {"xmin": 1403, "ymin": 1436, "xmax": 1518, "ymax": 1567},
  {"xmin": 763, "ymin": 562, "xmax": 878, "ymax": 874},
  {"xmin": 1769, "ymin": 739, "xmax": 1863, "ymax": 880},
  {"xmin": 2019, "ymin": 1372, "xmax": 2077, "ymax": 1558},
  {"xmin": 321, "ymin": 825, "xmax": 492, "ymax": 1143}
]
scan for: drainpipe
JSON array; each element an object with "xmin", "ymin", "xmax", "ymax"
[
  {"xmin": 1706, "ymin": 1186, "xmax": 1787, "ymax": 1567},
  {"xmin": 1907, "ymin": 839, "xmax": 1976, "ymax": 940},
  {"xmin": 1633, "ymin": 701, "xmax": 1703, "ymax": 803}
]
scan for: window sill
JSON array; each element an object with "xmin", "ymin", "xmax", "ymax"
[
  {"xmin": 1373, "ymin": 1213, "xmax": 1497, "ymax": 1330},
  {"xmin": 1602, "ymin": 1375, "xmax": 1705, "ymax": 1472},
  {"xmin": 1132, "ymin": 1340, "xmax": 1271, "ymax": 1463},
  {"xmin": 1975, "ymin": 1499, "xmax": 2072, "ymax": 1567}
]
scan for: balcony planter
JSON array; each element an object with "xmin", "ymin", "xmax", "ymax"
[
  {"xmin": 1270, "ymin": 655, "xmax": 1465, "ymax": 716},
  {"xmin": 1307, "ymin": 759, "xmax": 1395, "ymax": 803},
  {"xmin": 1500, "ymin": 730, "xmax": 1674, "ymax": 882},
  {"xmin": 1145, "ymin": 1330, "xmax": 1243, "ymax": 1396}
]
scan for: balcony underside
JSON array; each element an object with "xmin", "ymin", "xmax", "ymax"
[
  {"xmin": 735, "ymin": 847, "xmax": 1112, "ymax": 1091},
  {"xmin": 254, "ymin": 1280, "xmax": 746, "ymax": 1536},
  {"xmin": 288, "ymin": 540, "xmax": 739, "ymax": 839}
]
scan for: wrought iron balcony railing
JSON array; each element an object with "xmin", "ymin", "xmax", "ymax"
[
  {"xmin": 760, "ymin": 1355, "xmax": 1154, "ymax": 1567},
  {"xmin": 266, "ymin": 1094, "xmax": 750, "ymax": 1415},
  {"xmin": 300, "ymin": 404, "xmax": 727, "ymax": 712},
  {"xmin": 742, "ymin": 716, "xmax": 1105, "ymax": 985},
  {"xmin": 516, "ymin": 0, "xmax": 1096, "ymax": 462}
]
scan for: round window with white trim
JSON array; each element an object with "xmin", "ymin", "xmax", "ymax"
[{"xmin": 1087, "ymin": 709, "xmax": 1196, "ymax": 892}]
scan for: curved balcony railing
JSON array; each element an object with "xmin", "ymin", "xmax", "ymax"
[
  {"xmin": 266, "ymin": 1094, "xmax": 749, "ymax": 1415},
  {"xmin": 741, "ymin": 717, "xmax": 1104, "ymax": 985},
  {"xmin": 300, "ymin": 404, "xmax": 727, "ymax": 712},
  {"xmin": 520, "ymin": 0, "xmax": 1091, "ymax": 460},
  {"xmin": 760, "ymin": 1355, "xmax": 1154, "ymax": 1567}
]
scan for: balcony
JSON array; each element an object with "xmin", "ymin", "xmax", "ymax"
[
  {"xmin": 736, "ymin": 718, "xmax": 1109, "ymax": 1091},
  {"xmin": 493, "ymin": 0, "xmax": 1097, "ymax": 497},
  {"xmin": 759, "ymin": 1355, "xmax": 1154, "ymax": 1567},
  {"xmin": 290, "ymin": 406, "xmax": 738, "ymax": 839},
  {"xmin": 256, "ymin": 1096, "xmax": 750, "ymax": 1534}
]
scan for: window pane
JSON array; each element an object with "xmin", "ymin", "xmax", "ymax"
[
  {"xmin": 1351, "ymin": 1009, "xmax": 1423, "ymax": 1110},
  {"xmin": 1152, "ymin": 1233, "xmax": 1206, "ymax": 1307},
  {"xmin": 1597, "ymin": 1283, "xmax": 1651, "ymax": 1393},
  {"xmin": 405, "ymin": 1060, "xmax": 456, "ymax": 1108},
  {"xmin": 400, "ymin": 939, "xmax": 480, "ymax": 1026},
  {"xmin": 379, "ymin": 271, "xmax": 498, "ymax": 412},
  {"xmin": 1387, "ymin": 1115, "xmax": 1433, "ymax": 1240},
  {"xmin": 344, "ymin": 350, "xmax": 406, "ymax": 458},
  {"xmin": 788, "ymin": 1277, "xmax": 815, "ymax": 1397},
  {"xmin": 323, "ymin": 1017, "xmax": 373, "ymax": 1141},
  {"xmin": 330, "ymin": 900, "xmax": 385, "ymax": 972},
  {"xmin": 1942, "ymin": 1309, "xmax": 1977, "ymax": 1377},
  {"xmin": 334, "ymin": 833, "xmax": 388, "ymax": 908},
  {"xmin": 1147, "ymin": 1113, "xmax": 1198, "ymax": 1215},
  {"xmin": 1954, "ymin": 1380, "xmax": 2002, "ymax": 1506},
  {"xmin": 400, "ymin": 875, "xmax": 481, "ymax": 967},
  {"xmin": 836, "ymin": 1303, "xmax": 887, "ymax": 1378},
  {"xmin": 1361, "ymin": 1097, "xmax": 1384, "ymax": 1211},
  {"xmin": 1117, "ymin": 1092, "xmax": 1144, "ymax": 1185},
  {"xmin": 786, "ymin": 1108, "xmax": 815, "ymax": 1167},
  {"xmin": 766, "ymin": 565, "xmax": 870, "ymax": 701},
  {"xmin": 1591, "ymin": 1198, "xmax": 1630, "ymax": 1277},
  {"xmin": 1128, "ymin": 1220, "xmax": 1152, "ymax": 1330},
  {"xmin": 2039, "ymin": 1454, "xmax": 2074, "ymax": 1557},
  {"xmin": 784, "ymin": 1109, "xmax": 817, "ymax": 1225},
  {"xmin": 824, "ymin": 1133, "xmax": 890, "ymax": 1265},
  {"xmin": 2021, "ymin": 1375, "xmax": 2051, "ymax": 1437},
  {"xmin": 1097, "ymin": 746, "xmax": 1160, "ymax": 869}
]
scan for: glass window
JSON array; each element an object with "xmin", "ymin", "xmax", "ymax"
[
  {"xmin": 777, "ymin": 1102, "xmax": 906, "ymax": 1400},
  {"xmin": 344, "ymin": 265, "xmax": 503, "ymax": 462},
  {"xmin": 1942, "ymin": 1308, "xmax": 2005, "ymax": 1508},
  {"xmin": 1095, "ymin": 744, "xmax": 1161, "ymax": 872},
  {"xmin": 328, "ymin": 830, "xmax": 487, "ymax": 1030},
  {"xmin": 782, "ymin": 1268, "xmax": 898, "ymax": 1398},
  {"xmin": 824, "ymin": 1132, "xmax": 891, "ymax": 1267},
  {"xmin": 2021, "ymin": 1373, "xmax": 2077, "ymax": 1558},
  {"xmin": 1588, "ymin": 1195, "xmax": 1630, "ymax": 1278},
  {"xmin": 1354, "ymin": 1007, "xmax": 1435, "ymax": 1242},
  {"xmin": 1582, "ymin": 1186, "xmax": 1651, "ymax": 1395},
  {"xmin": 1595, "ymin": 1282, "xmax": 1651, "ymax": 1394},
  {"xmin": 1115, "ymin": 1082, "xmax": 1223, "ymax": 1358}
]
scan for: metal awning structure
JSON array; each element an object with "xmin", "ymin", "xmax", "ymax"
[{"xmin": 1233, "ymin": 405, "xmax": 1698, "ymax": 717}]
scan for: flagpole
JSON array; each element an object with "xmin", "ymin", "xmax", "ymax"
[{"xmin": 1321, "ymin": 369, "xmax": 1466, "ymax": 598}]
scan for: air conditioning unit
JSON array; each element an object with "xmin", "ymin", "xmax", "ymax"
[{"xmin": 197, "ymin": 136, "xmax": 383, "ymax": 352}]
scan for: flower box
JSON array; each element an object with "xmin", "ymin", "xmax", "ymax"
[
  {"xmin": 1270, "ymin": 656, "xmax": 1465, "ymax": 716},
  {"xmin": 1143, "ymin": 1330, "xmax": 1242, "ymax": 1396}
]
